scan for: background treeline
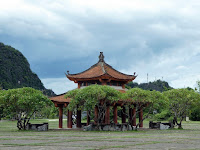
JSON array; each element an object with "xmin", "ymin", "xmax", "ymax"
[{"xmin": 126, "ymin": 80, "xmax": 173, "ymax": 92}]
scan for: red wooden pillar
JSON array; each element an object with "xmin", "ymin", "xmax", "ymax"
[
  {"xmin": 139, "ymin": 107, "xmax": 143, "ymax": 128},
  {"xmin": 78, "ymin": 82, "xmax": 81, "ymax": 89},
  {"xmin": 133, "ymin": 106, "xmax": 136, "ymax": 126},
  {"xmin": 67, "ymin": 110, "xmax": 73, "ymax": 128},
  {"xmin": 58, "ymin": 105, "xmax": 63, "ymax": 128},
  {"xmin": 77, "ymin": 109, "xmax": 81, "ymax": 128},
  {"xmin": 121, "ymin": 106, "xmax": 126, "ymax": 123},
  {"xmin": 105, "ymin": 106, "xmax": 110, "ymax": 124},
  {"xmin": 87, "ymin": 111, "xmax": 90, "ymax": 125},
  {"xmin": 129, "ymin": 107, "xmax": 133, "ymax": 125},
  {"xmin": 113, "ymin": 105, "xmax": 118, "ymax": 124},
  {"xmin": 94, "ymin": 106, "xmax": 98, "ymax": 124}
]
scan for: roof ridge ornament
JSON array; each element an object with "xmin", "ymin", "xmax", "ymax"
[{"xmin": 99, "ymin": 52, "xmax": 104, "ymax": 62}]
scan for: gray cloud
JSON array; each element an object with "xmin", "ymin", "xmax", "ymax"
[{"xmin": 1, "ymin": 0, "xmax": 200, "ymax": 94}]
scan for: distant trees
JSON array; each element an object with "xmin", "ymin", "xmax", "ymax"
[
  {"xmin": 0, "ymin": 87, "xmax": 50, "ymax": 130},
  {"xmin": 126, "ymin": 80, "xmax": 173, "ymax": 92}
]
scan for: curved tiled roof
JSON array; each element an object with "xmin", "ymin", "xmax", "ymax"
[
  {"xmin": 50, "ymin": 93, "xmax": 70, "ymax": 103},
  {"xmin": 50, "ymin": 89, "xmax": 126, "ymax": 103},
  {"xmin": 67, "ymin": 52, "xmax": 137, "ymax": 81}
]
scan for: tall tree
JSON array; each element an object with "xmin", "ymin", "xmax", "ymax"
[
  {"xmin": 125, "ymin": 88, "xmax": 166, "ymax": 129},
  {"xmin": 0, "ymin": 87, "xmax": 50, "ymax": 130},
  {"xmin": 164, "ymin": 89, "xmax": 200, "ymax": 129}
]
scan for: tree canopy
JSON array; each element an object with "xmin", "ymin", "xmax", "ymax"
[
  {"xmin": 0, "ymin": 87, "xmax": 50, "ymax": 130},
  {"xmin": 66, "ymin": 85, "xmax": 121, "ymax": 111},
  {"xmin": 164, "ymin": 88, "xmax": 200, "ymax": 129},
  {"xmin": 125, "ymin": 88, "xmax": 166, "ymax": 129},
  {"xmin": 65, "ymin": 85, "xmax": 122, "ymax": 126}
]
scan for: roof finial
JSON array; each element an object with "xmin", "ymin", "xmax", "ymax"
[{"xmin": 99, "ymin": 52, "xmax": 104, "ymax": 62}]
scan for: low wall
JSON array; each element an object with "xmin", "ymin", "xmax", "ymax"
[
  {"xmin": 149, "ymin": 121, "xmax": 174, "ymax": 130},
  {"xmin": 84, "ymin": 123, "xmax": 135, "ymax": 131},
  {"xmin": 26, "ymin": 123, "xmax": 48, "ymax": 131}
]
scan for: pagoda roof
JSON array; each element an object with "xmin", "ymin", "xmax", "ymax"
[
  {"xmin": 50, "ymin": 93, "xmax": 70, "ymax": 103},
  {"xmin": 50, "ymin": 88, "xmax": 127, "ymax": 103},
  {"xmin": 67, "ymin": 52, "xmax": 137, "ymax": 82}
]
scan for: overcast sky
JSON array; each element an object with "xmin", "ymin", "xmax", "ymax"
[{"xmin": 1, "ymin": 0, "xmax": 200, "ymax": 94}]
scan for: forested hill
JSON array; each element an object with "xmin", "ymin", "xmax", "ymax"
[
  {"xmin": 126, "ymin": 79, "xmax": 173, "ymax": 92},
  {"xmin": 0, "ymin": 42, "xmax": 55, "ymax": 97}
]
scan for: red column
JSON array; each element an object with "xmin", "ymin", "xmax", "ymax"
[
  {"xmin": 67, "ymin": 110, "xmax": 73, "ymax": 128},
  {"xmin": 87, "ymin": 111, "xmax": 90, "ymax": 125},
  {"xmin": 94, "ymin": 106, "xmax": 98, "ymax": 124},
  {"xmin": 77, "ymin": 109, "xmax": 81, "ymax": 128},
  {"xmin": 105, "ymin": 106, "xmax": 110, "ymax": 124},
  {"xmin": 129, "ymin": 107, "xmax": 133, "ymax": 125},
  {"xmin": 78, "ymin": 82, "xmax": 81, "ymax": 89},
  {"xmin": 133, "ymin": 107, "xmax": 136, "ymax": 126},
  {"xmin": 59, "ymin": 105, "xmax": 63, "ymax": 128},
  {"xmin": 121, "ymin": 106, "xmax": 126, "ymax": 123},
  {"xmin": 139, "ymin": 107, "xmax": 143, "ymax": 128},
  {"xmin": 113, "ymin": 105, "xmax": 118, "ymax": 124}
]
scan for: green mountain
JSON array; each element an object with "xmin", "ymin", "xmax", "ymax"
[
  {"xmin": 0, "ymin": 42, "xmax": 55, "ymax": 97},
  {"xmin": 126, "ymin": 79, "xmax": 173, "ymax": 92}
]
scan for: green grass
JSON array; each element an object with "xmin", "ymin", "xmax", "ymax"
[{"xmin": 0, "ymin": 119, "xmax": 200, "ymax": 149}]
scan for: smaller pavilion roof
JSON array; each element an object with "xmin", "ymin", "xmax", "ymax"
[
  {"xmin": 50, "ymin": 88, "xmax": 126, "ymax": 103},
  {"xmin": 67, "ymin": 52, "xmax": 137, "ymax": 82},
  {"xmin": 50, "ymin": 93, "xmax": 70, "ymax": 103}
]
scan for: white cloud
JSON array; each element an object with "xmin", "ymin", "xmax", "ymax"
[
  {"xmin": 41, "ymin": 77, "xmax": 77, "ymax": 95},
  {"xmin": 1, "ymin": 0, "xmax": 200, "ymax": 90}
]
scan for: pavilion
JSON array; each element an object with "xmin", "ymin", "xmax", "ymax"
[{"xmin": 50, "ymin": 52, "xmax": 144, "ymax": 129}]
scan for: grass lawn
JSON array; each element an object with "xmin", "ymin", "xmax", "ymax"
[{"xmin": 0, "ymin": 119, "xmax": 200, "ymax": 150}]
